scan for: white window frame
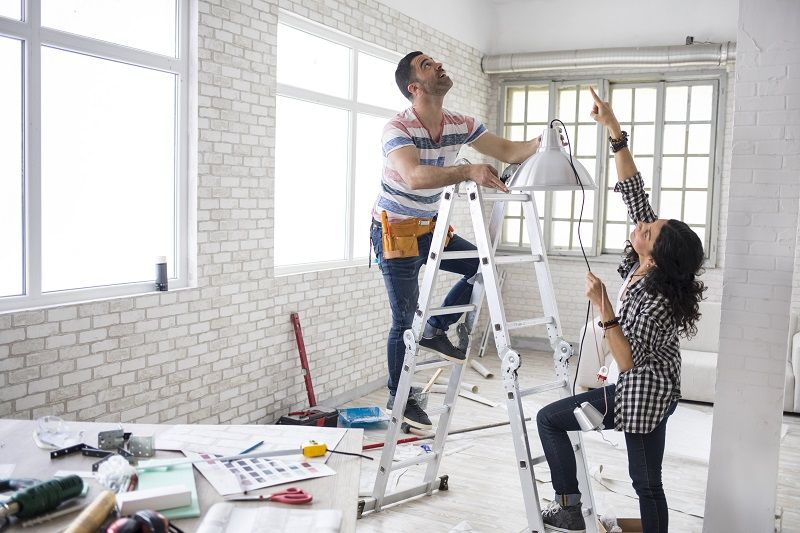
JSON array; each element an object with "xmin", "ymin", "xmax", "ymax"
[
  {"xmin": 0, "ymin": 1, "xmax": 192, "ymax": 312},
  {"xmin": 274, "ymin": 11, "xmax": 403, "ymax": 277},
  {"xmin": 497, "ymin": 72, "xmax": 726, "ymax": 266}
]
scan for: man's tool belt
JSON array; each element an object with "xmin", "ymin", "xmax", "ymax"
[{"xmin": 380, "ymin": 214, "xmax": 453, "ymax": 260}]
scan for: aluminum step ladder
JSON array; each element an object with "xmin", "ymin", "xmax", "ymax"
[{"xmin": 359, "ymin": 175, "xmax": 599, "ymax": 533}]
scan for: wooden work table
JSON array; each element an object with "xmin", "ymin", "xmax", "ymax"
[{"xmin": 0, "ymin": 419, "xmax": 363, "ymax": 532}]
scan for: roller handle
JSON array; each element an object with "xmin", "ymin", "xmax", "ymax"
[{"xmin": 63, "ymin": 490, "xmax": 117, "ymax": 533}]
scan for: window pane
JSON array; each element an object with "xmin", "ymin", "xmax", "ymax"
[
  {"xmin": 604, "ymin": 223, "xmax": 628, "ymax": 251},
  {"xmin": 552, "ymin": 191, "xmax": 572, "ymax": 218},
  {"xmin": 277, "ymin": 24, "xmax": 350, "ymax": 99},
  {"xmin": 690, "ymin": 85, "xmax": 713, "ymax": 121},
  {"xmin": 684, "ymin": 191, "xmax": 708, "ymax": 225},
  {"xmin": 558, "ymin": 89, "xmax": 576, "ymax": 122},
  {"xmin": 634, "ymin": 88, "xmax": 656, "ymax": 122},
  {"xmin": 534, "ymin": 191, "xmax": 545, "ymax": 220},
  {"xmin": 505, "ymin": 125, "xmax": 526, "ymax": 141},
  {"xmin": 357, "ymin": 52, "xmax": 407, "ymax": 111},
  {"xmin": 661, "ymin": 156, "xmax": 685, "ymax": 188},
  {"xmin": 663, "ymin": 125, "xmax": 686, "ymax": 154},
  {"xmin": 42, "ymin": 0, "xmax": 177, "ymax": 56},
  {"xmin": 41, "ymin": 48, "xmax": 176, "ymax": 291},
  {"xmin": 576, "ymin": 125, "xmax": 596, "ymax": 157},
  {"xmin": 354, "ymin": 113, "xmax": 386, "ymax": 258},
  {"xmin": 687, "ymin": 124, "xmax": 711, "ymax": 154},
  {"xmin": 573, "ymin": 221, "xmax": 593, "ymax": 249},
  {"xmin": 526, "ymin": 88, "xmax": 549, "ymax": 122},
  {"xmin": 551, "ymin": 221, "xmax": 570, "ymax": 248},
  {"xmin": 506, "ymin": 87, "xmax": 526, "ymax": 122},
  {"xmin": 631, "ymin": 125, "xmax": 655, "ymax": 156},
  {"xmin": 0, "ymin": 1, "xmax": 21, "ymax": 20},
  {"xmin": 572, "ymin": 189, "xmax": 594, "ymax": 219},
  {"xmin": 659, "ymin": 191, "xmax": 683, "ymax": 219},
  {"xmin": 275, "ymin": 96, "xmax": 348, "ymax": 266},
  {"xmin": 0, "ymin": 37, "xmax": 22, "ymax": 297},
  {"xmin": 665, "ymin": 86, "xmax": 688, "ymax": 121},
  {"xmin": 506, "ymin": 201, "xmax": 521, "ymax": 217},
  {"xmin": 686, "ymin": 157, "xmax": 710, "ymax": 188},
  {"xmin": 611, "ymin": 88, "xmax": 632, "ymax": 123},
  {"xmin": 605, "ymin": 190, "xmax": 627, "ymax": 222},
  {"xmin": 636, "ymin": 157, "xmax": 654, "ymax": 189},
  {"xmin": 691, "ymin": 226, "xmax": 706, "ymax": 244}
]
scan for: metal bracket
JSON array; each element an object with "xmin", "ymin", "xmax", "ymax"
[
  {"xmin": 82, "ymin": 447, "xmax": 113, "ymax": 458},
  {"xmin": 50, "ymin": 443, "xmax": 87, "ymax": 459},
  {"xmin": 97, "ymin": 429, "xmax": 125, "ymax": 450},
  {"xmin": 128, "ymin": 436, "xmax": 155, "ymax": 457}
]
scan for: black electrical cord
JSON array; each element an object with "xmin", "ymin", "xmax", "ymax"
[
  {"xmin": 328, "ymin": 449, "xmax": 374, "ymax": 461},
  {"xmin": 549, "ymin": 119, "xmax": 594, "ymax": 396}
]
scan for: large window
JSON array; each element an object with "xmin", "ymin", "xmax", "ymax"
[
  {"xmin": 274, "ymin": 13, "xmax": 408, "ymax": 274},
  {"xmin": 500, "ymin": 77, "xmax": 723, "ymax": 263},
  {"xmin": 0, "ymin": 1, "xmax": 190, "ymax": 311}
]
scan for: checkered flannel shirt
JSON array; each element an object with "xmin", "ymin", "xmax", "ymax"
[{"xmin": 612, "ymin": 173, "xmax": 682, "ymax": 434}]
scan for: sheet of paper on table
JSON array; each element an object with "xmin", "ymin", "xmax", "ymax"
[{"xmin": 155, "ymin": 424, "xmax": 347, "ymax": 463}]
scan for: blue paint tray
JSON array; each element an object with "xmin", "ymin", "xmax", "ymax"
[{"xmin": 338, "ymin": 407, "xmax": 389, "ymax": 429}]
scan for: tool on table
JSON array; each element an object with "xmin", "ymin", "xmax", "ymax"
[
  {"xmin": 107, "ymin": 509, "xmax": 186, "ymax": 533},
  {"xmin": 0, "ymin": 475, "xmax": 83, "ymax": 521},
  {"xmin": 63, "ymin": 490, "xmax": 119, "ymax": 533},
  {"xmin": 224, "ymin": 487, "xmax": 312, "ymax": 504}
]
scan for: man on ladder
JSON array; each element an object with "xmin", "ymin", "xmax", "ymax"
[{"xmin": 370, "ymin": 50, "xmax": 542, "ymax": 430}]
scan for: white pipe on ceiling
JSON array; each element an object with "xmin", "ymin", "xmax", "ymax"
[{"xmin": 481, "ymin": 42, "xmax": 736, "ymax": 74}]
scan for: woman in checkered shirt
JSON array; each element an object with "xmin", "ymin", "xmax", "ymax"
[{"xmin": 537, "ymin": 87, "xmax": 706, "ymax": 533}]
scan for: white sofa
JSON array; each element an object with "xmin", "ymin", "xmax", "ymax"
[{"xmin": 574, "ymin": 301, "xmax": 799, "ymax": 412}]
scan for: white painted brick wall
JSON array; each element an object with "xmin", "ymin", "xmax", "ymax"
[{"xmin": 704, "ymin": 1, "xmax": 800, "ymax": 531}]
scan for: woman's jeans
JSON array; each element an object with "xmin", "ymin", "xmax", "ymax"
[
  {"xmin": 370, "ymin": 224, "xmax": 479, "ymax": 394},
  {"xmin": 536, "ymin": 385, "xmax": 678, "ymax": 532}
]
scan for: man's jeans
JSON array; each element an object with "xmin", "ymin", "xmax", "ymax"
[
  {"xmin": 371, "ymin": 223, "xmax": 479, "ymax": 394},
  {"xmin": 536, "ymin": 385, "xmax": 678, "ymax": 533}
]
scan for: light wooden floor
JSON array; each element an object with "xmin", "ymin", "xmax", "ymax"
[{"xmin": 345, "ymin": 345, "xmax": 800, "ymax": 533}]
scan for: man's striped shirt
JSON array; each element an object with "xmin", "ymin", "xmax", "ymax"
[{"xmin": 372, "ymin": 107, "xmax": 486, "ymax": 222}]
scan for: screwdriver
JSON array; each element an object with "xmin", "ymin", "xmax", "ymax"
[{"xmin": 0, "ymin": 475, "xmax": 84, "ymax": 520}]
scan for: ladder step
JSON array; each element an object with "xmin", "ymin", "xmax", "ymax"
[
  {"xmin": 425, "ymin": 405, "xmax": 450, "ymax": 417},
  {"xmin": 389, "ymin": 452, "xmax": 438, "ymax": 471},
  {"xmin": 414, "ymin": 359, "xmax": 454, "ymax": 372},
  {"xmin": 439, "ymin": 251, "xmax": 543, "ymax": 264},
  {"xmin": 494, "ymin": 254, "xmax": 543, "ymax": 264},
  {"xmin": 428, "ymin": 304, "xmax": 476, "ymax": 316},
  {"xmin": 440, "ymin": 250, "xmax": 478, "ymax": 260},
  {"xmin": 480, "ymin": 193, "xmax": 531, "ymax": 202},
  {"xmin": 519, "ymin": 379, "xmax": 567, "ymax": 397},
  {"xmin": 506, "ymin": 316, "xmax": 555, "ymax": 330}
]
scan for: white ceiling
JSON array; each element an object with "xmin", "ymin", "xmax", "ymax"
[{"xmin": 376, "ymin": 0, "xmax": 738, "ymax": 55}]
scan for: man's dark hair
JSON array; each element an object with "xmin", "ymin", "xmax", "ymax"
[{"xmin": 395, "ymin": 51, "xmax": 423, "ymax": 100}]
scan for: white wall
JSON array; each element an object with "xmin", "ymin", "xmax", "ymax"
[{"xmin": 704, "ymin": 0, "xmax": 800, "ymax": 529}]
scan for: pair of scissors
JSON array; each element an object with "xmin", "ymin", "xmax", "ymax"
[{"xmin": 225, "ymin": 487, "xmax": 313, "ymax": 504}]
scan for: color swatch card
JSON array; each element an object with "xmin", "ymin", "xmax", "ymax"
[{"xmin": 188, "ymin": 452, "xmax": 336, "ymax": 496}]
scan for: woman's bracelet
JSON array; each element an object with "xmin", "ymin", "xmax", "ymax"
[
  {"xmin": 598, "ymin": 316, "xmax": 620, "ymax": 330},
  {"xmin": 609, "ymin": 131, "xmax": 629, "ymax": 153}
]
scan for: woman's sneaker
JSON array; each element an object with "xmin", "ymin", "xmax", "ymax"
[{"xmin": 541, "ymin": 501, "xmax": 586, "ymax": 532}]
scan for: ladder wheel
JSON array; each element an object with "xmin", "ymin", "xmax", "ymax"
[
  {"xmin": 400, "ymin": 422, "xmax": 411, "ymax": 434},
  {"xmin": 438, "ymin": 475, "xmax": 449, "ymax": 491}
]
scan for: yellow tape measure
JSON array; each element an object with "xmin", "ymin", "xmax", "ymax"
[{"xmin": 301, "ymin": 440, "xmax": 328, "ymax": 458}]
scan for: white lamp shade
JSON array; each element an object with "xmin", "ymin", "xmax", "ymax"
[{"xmin": 508, "ymin": 126, "xmax": 597, "ymax": 191}]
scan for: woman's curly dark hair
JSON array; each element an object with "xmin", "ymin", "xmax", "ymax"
[{"xmin": 623, "ymin": 219, "xmax": 707, "ymax": 338}]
